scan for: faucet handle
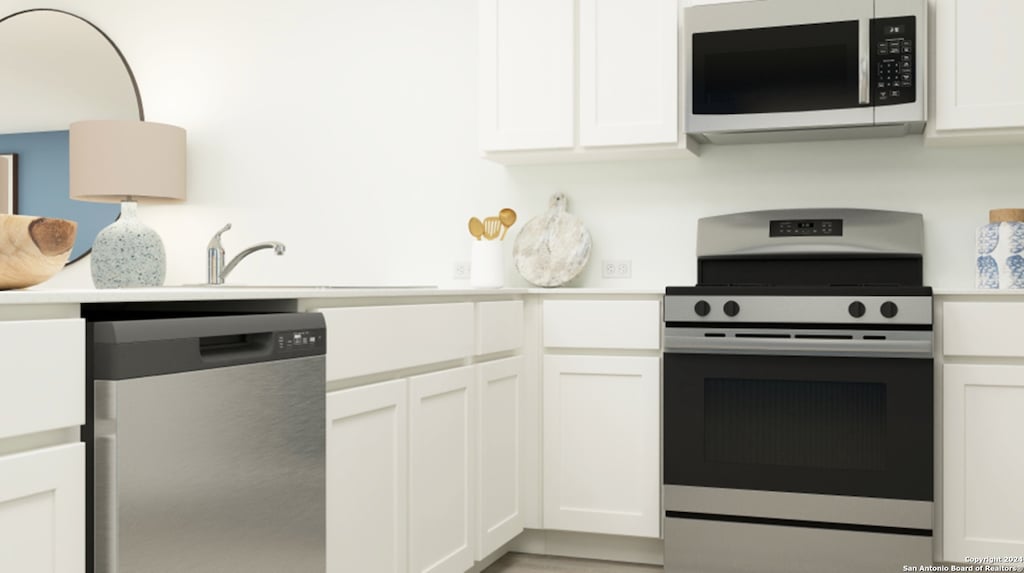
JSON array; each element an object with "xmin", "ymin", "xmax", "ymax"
[{"xmin": 208, "ymin": 223, "xmax": 232, "ymax": 250}]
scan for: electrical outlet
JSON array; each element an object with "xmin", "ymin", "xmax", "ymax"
[
  {"xmin": 453, "ymin": 261, "xmax": 471, "ymax": 279},
  {"xmin": 602, "ymin": 259, "xmax": 632, "ymax": 279}
]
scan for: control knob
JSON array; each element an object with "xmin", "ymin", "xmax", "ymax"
[
  {"xmin": 724, "ymin": 300, "xmax": 740, "ymax": 317},
  {"xmin": 694, "ymin": 300, "xmax": 711, "ymax": 317},
  {"xmin": 880, "ymin": 301, "xmax": 899, "ymax": 318},
  {"xmin": 848, "ymin": 301, "xmax": 866, "ymax": 318}
]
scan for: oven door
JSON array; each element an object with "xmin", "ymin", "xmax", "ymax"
[
  {"xmin": 663, "ymin": 348, "xmax": 932, "ymax": 501},
  {"xmin": 685, "ymin": 0, "xmax": 875, "ymax": 133}
]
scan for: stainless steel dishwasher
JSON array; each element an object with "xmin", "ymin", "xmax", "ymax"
[{"xmin": 88, "ymin": 313, "xmax": 326, "ymax": 573}]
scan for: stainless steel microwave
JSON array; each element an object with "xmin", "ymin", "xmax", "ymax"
[{"xmin": 685, "ymin": 0, "xmax": 926, "ymax": 143}]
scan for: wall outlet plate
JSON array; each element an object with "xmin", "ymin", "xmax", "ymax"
[
  {"xmin": 602, "ymin": 259, "xmax": 632, "ymax": 279},
  {"xmin": 453, "ymin": 261, "xmax": 471, "ymax": 279}
]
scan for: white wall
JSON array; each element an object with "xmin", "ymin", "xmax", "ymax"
[{"xmin": 18, "ymin": 0, "xmax": 1024, "ymax": 291}]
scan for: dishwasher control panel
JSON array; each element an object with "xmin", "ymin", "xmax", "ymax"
[{"xmin": 275, "ymin": 328, "xmax": 327, "ymax": 356}]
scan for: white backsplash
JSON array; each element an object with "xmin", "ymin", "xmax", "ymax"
[{"xmin": 21, "ymin": 0, "xmax": 1024, "ymax": 291}]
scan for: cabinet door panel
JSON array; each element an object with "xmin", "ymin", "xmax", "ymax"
[
  {"xmin": 935, "ymin": 0, "xmax": 1024, "ymax": 130},
  {"xmin": 543, "ymin": 355, "xmax": 661, "ymax": 538},
  {"xmin": 943, "ymin": 364, "xmax": 1024, "ymax": 559},
  {"xmin": 479, "ymin": 0, "xmax": 574, "ymax": 151},
  {"xmin": 0, "ymin": 444, "xmax": 84, "ymax": 573},
  {"xmin": 327, "ymin": 380, "xmax": 408, "ymax": 573},
  {"xmin": 579, "ymin": 0, "xmax": 678, "ymax": 146},
  {"xmin": 477, "ymin": 357, "xmax": 524, "ymax": 558},
  {"xmin": 409, "ymin": 367, "xmax": 475, "ymax": 573}
]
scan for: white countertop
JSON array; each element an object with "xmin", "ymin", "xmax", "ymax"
[
  {"xmin": 933, "ymin": 289, "xmax": 1024, "ymax": 296},
  {"xmin": 0, "ymin": 285, "xmax": 665, "ymax": 305},
  {"xmin": 3, "ymin": 285, "xmax": 1016, "ymax": 305}
]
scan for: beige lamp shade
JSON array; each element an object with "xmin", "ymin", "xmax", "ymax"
[{"xmin": 69, "ymin": 120, "xmax": 186, "ymax": 202}]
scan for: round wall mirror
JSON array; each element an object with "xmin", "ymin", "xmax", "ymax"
[{"xmin": 0, "ymin": 9, "xmax": 143, "ymax": 264}]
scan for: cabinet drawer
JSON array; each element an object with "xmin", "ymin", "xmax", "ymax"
[
  {"xmin": 318, "ymin": 304, "xmax": 475, "ymax": 381},
  {"xmin": 476, "ymin": 301, "xmax": 524, "ymax": 355},
  {"xmin": 0, "ymin": 319, "xmax": 84, "ymax": 440},
  {"xmin": 943, "ymin": 301, "xmax": 1024, "ymax": 357},
  {"xmin": 543, "ymin": 300, "xmax": 660, "ymax": 350}
]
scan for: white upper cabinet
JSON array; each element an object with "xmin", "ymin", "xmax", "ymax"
[
  {"xmin": 579, "ymin": 0, "xmax": 678, "ymax": 146},
  {"xmin": 929, "ymin": 0, "xmax": 1024, "ymax": 143},
  {"xmin": 479, "ymin": 0, "xmax": 575, "ymax": 151},
  {"xmin": 479, "ymin": 0, "xmax": 695, "ymax": 163}
]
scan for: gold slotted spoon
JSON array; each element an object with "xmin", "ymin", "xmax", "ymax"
[{"xmin": 482, "ymin": 216, "xmax": 502, "ymax": 240}]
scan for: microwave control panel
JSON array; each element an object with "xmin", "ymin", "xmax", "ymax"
[{"xmin": 871, "ymin": 17, "xmax": 916, "ymax": 106}]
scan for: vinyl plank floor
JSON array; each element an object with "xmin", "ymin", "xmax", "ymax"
[{"xmin": 483, "ymin": 553, "xmax": 664, "ymax": 573}]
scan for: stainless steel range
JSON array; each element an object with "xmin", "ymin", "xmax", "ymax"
[{"xmin": 663, "ymin": 209, "xmax": 933, "ymax": 573}]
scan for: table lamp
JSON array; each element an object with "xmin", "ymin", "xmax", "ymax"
[{"xmin": 69, "ymin": 120, "xmax": 186, "ymax": 288}]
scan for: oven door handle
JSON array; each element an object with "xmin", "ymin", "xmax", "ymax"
[{"xmin": 664, "ymin": 332, "xmax": 932, "ymax": 359}]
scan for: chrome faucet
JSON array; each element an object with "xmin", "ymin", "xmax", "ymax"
[{"xmin": 207, "ymin": 223, "xmax": 286, "ymax": 285}]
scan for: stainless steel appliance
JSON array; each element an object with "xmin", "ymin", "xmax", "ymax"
[
  {"xmin": 663, "ymin": 209, "xmax": 933, "ymax": 573},
  {"xmin": 685, "ymin": 0, "xmax": 926, "ymax": 143},
  {"xmin": 87, "ymin": 313, "xmax": 326, "ymax": 573}
]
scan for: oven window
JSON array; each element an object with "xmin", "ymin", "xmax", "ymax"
[
  {"xmin": 705, "ymin": 378, "xmax": 886, "ymax": 471},
  {"xmin": 663, "ymin": 352, "xmax": 934, "ymax": 500},
  {"xmin": 692, "ymin": 21, "xmax": 861, "ymax": 114}
]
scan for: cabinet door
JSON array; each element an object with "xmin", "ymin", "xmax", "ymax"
[
  {"xmin": 543, "ymin": 355, "xmax": 660, "ymax": 538},
  {"xmin": 479, "ymin": 0, "xmax": 574, "ymax": 151},
  {"xmin": 476, "ymin": 357, "xmax": 524, "ymax": 559},
  {"xmin": 943, "ymin": 364, "xmax": 1024, "ymax": 559},
  {"xmin": 327, "ymin": 380, "xmax": 408, "ymax": 573},
  {"xmin": 579, "ymin": 0, "xmax": 678, "ymax": 146},
  {"xmin": 409, "ymin": 367, "xmax": 475, "ymax": 573},
  {"xmin": 0, "ymin": 443, "xmax": 83, "ymax": 573},
  {"xmin": 935, "ymin": 0, "xmax": 1024, "ymax": 131}
]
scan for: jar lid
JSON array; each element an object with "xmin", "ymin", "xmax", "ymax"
[{"xmin": 989, "ymin": 209, "xmax": 1024, "ymax": 223}]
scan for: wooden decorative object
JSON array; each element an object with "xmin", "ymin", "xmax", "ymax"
[
  {"xmin": 989, "ymin": 209, "xmax": 1024, "ymax": 223},
  {"xmin": 0, "ymin": 215, "xmax": 77, "ymax": 289}
]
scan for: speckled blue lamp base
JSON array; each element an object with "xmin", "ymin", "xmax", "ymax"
[{"xmin": 90, "ymin": 200, "xmax": 166, "ymax": 288}]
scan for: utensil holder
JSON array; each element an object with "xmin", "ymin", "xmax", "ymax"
[{"xmin": 470, "ymin": 241, "xmax": 503, "ymax": 288}]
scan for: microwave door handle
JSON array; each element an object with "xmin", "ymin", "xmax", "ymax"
[{"xmin": 859, "ymin": 19, "xmax": 871, "ymax": 105}]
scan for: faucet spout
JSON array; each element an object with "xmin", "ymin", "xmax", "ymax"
[
  {"xmin": 221, "ymin": 242, "xmax": 286, "ymax": 282},
  {"xmin": 206, "ymin": 223, "xmax": 286, "ymax": 285}
]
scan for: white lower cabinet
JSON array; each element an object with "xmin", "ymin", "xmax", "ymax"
[
  {"xmin": 542, "ymin": 354, "xmax": 661, "ymax": 538},
  {"xmin": 0, "ymin": 443, "xmax": 84, "ymax": 573},
  {"xmin": 409, "ymin": 366, "xmax": 476, "ymax": 573},
  {"xmin": 476, "ymin": 357, "xmax": 525, "ymax": 558},
  {"xmin": 327, "ymin": 379, "xmax": 408, "ymax": 573},
  {"xmin": 943, "ymin": 363, "xmax": 1024, "ymax": 559}
]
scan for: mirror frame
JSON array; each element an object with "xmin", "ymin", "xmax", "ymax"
[{"xmin": 0, "ymin": 8, "xmax": 145, "ymax": 264}]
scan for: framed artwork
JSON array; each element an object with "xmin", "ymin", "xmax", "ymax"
[{"xmin": 0, "ymin": 153, "xmax": 15, "ymax": 214}]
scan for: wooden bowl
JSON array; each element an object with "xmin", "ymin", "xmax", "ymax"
[{"xmin": 0, "ymin": 215, "xmax": 77, "ymax": 289}]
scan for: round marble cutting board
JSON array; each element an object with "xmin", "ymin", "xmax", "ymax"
[{"xmin": 513, "ymin": 193, "xmax": 591, "ymax": 287}]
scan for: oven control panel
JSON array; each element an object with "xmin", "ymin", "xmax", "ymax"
[
  {"xmin": 664, "ymin": 295, "xmax": 932, "ymax": 326},
  {"xmin": 769, "ymin": 219, "xmax": 843, "ymax": 237}
]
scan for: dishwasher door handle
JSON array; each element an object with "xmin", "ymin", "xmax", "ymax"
[{"xmin": 199, "ymin": 331, "xmax": 274, "ymax": 361}]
